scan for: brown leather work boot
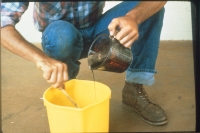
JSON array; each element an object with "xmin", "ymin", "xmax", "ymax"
[{"xmin": 122, "ymin": 81, "xmax": 168, "ymax": 125}]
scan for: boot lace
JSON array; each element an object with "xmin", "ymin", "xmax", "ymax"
[{"xmin": 136, "ymin": 84, "xmax": 151, "ymax": 105}]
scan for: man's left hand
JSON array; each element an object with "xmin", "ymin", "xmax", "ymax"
[{"xmin": 108, "ymin": 15, "xmax": 139, "ymax": 48}]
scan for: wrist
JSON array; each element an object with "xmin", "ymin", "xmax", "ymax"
[{"xmin": 125, "ymin": 13, "xmax": 141, "ymax": 25}]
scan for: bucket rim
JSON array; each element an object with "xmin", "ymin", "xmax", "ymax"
[{"xmin": 43, "ymin": 79, "xmax": 111, "ymax": 111}]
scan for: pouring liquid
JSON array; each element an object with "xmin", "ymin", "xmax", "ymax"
[{"xmin": 91, "ymin": 70, "xmax": 97, "ymax": 102}]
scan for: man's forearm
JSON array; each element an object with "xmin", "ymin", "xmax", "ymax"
[
  {"xmin": 1, "ymin": 25, "xmax": 48, "ymax": 63},
  {"xmin": 1, "ymin": 25, "xmax": 69, "ymax": 88},
  {"xmin": 126, "ymin": 1, "xmax": 167, "ymax": 24}
]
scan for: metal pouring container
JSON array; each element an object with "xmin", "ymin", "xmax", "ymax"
[{"xmin": 88, "ymin": 34, "xmax": 133, "ymax": 73}]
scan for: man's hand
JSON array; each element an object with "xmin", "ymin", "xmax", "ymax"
[
  {"xmin": 108, "ymin": 16, "xmax": 139, "ymax": 48},
  {"xmin": 108, "ymin": 1, "xmax": 166, "ymax": 48},
  {"xmin": 36, "ymin": 58, "xmax": 68, "ymax": 89}
]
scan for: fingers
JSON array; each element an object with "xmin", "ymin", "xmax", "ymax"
[
  {"xmin": 46, "ymin": 66, "xmax": 58, "ymax": 85},
  {"xmin": 37, "ymin": 59, "xmax": 69, "ymax": 89},
  {"xmin": 62, "ymin": 64, "xmax": 68, "ymax": 82},
  {"xmin": 108, "ymin": 17, "xmax": 139, "ymax": 48},
  {"xmin": 57, "ymin": 84, "xmax": 65, "ymax": 90},
  {"xmin": 111, "ymin": 26, "xmax": 139, "ymax": 48},
  {"xmin": 117, "ymin": 28, "xmax": 139, "ymax": 48},
  {"xmin": 42, "ymin": 67, "xmax": 52, "ymax": 81},
  {"xmin": 108, "ymin": 18, "xmax": 120, "ymax": 36},
  {"xmin": 48, "ymin": 63, "xmax": 68, "ymax": 89}
]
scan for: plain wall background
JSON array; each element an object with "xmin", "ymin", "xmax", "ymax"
[{"xmin": 15, "ymin": 1, "xmax": 193, "ymax": 43}]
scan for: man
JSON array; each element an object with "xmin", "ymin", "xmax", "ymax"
[{"xmin": 1, "ymin": 1, "xmax": 167, "ymax": 125}]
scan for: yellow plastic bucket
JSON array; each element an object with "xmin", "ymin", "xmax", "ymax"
[{"xmin": 43, "ymin": 79, "xmax": 111, "ymax": 133}]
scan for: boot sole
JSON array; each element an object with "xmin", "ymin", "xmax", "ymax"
[{"xmin": 122, "ymin": 102, "xmax": 168, "ymax": 126}]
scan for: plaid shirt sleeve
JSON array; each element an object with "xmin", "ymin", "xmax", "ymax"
[{"xmin": 1, "ymin": 2, "xmax": 29, "ymax": 28}]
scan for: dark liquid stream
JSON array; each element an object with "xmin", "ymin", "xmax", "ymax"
[{"xmin": 91, "ymin": 70, "xmax": 96, "ymax": 101}]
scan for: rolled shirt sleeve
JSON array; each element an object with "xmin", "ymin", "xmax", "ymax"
[{"xmin": 1, "ymin": 2, "xmax": 29, "ymax": 27}]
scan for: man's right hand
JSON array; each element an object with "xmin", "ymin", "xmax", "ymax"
[{"xmin": 36, "ymin": 58, "xmax": 68, "ymax": 89}]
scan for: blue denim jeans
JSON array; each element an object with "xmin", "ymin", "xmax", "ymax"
[{"xmin": 41, "ymin": 1, "xmax": 165, "ymax": 86}]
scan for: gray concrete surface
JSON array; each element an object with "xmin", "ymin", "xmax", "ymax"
[{"xmin": 1, "ymin": 41, "xmax": 195, "ymax": 132}]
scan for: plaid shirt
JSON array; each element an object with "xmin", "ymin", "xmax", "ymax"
[{"xmin": 1, "ymin": 2, "xmax": 105, "ymax": 31}]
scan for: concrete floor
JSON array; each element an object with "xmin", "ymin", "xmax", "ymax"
[{"xmin": 1, "ymin": 41, "xmax": 195, "ymax": 132}]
